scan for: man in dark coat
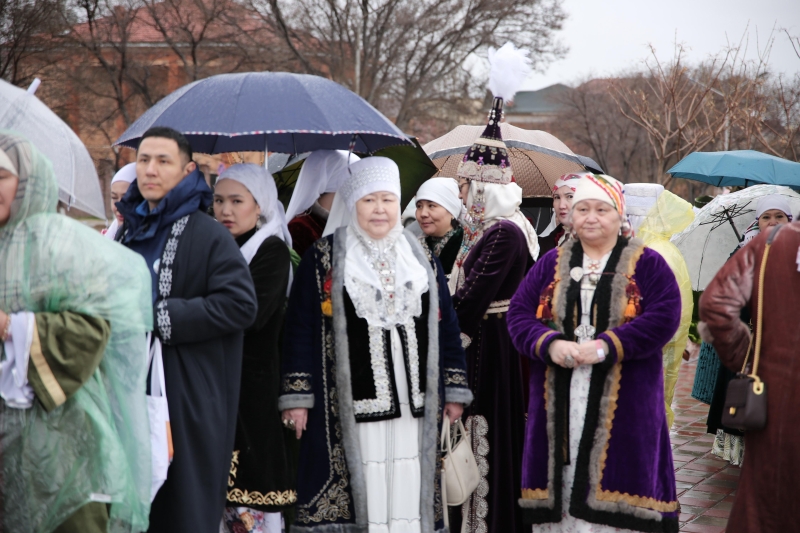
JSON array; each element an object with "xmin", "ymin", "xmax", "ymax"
[{"xmin": 116, "ymin": 127, "xmax": 257, "ymax": 533}]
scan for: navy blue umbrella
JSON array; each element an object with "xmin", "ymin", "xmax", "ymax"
[{"xmin": 115, "ymin": 72, "xmax": 411, "ymax": 154}]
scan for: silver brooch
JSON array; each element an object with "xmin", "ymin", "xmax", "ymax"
[{"xmin": 570, "ymin": 267, "xmax": 583, "ymax": 282}]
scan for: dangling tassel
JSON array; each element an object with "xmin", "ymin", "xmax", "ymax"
[
  {"xmin": 537, "ymin": 279, "xmax": 557, "ymax": 322},
  {"xmin": 624, "ymin": 277, "xmax": 642, "ymax": 323}
]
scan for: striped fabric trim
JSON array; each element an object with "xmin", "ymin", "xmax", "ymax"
[{"xmin": 29, "ymin": 320, "xmax": 67, "ymax": 408}]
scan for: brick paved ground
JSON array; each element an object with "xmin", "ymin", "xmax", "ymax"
[{"xmin": 671, "ymin": 353, "xmax": 739, "ymax": 533}]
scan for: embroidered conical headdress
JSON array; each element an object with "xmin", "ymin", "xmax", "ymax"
[{"xmin": 457, "ymin": 42, "xmax": 532, "ymax": 185}]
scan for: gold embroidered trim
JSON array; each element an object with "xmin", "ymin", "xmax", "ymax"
[
  {"xmin": 595, "ymin": 490, "xmax": 678, "ymax": 513},
  {"xmin": 521, "ymin": 488, "xmax": 549, "ymax": 500},
  {"xmin": 605, "ymin": 330, "xmax": 624, "ymax": 363},
  {"xmin": 29, "ymin": 320, "xmax": 67, "ymax": 408},
  {"xmin": 227, "ymin": 488, "xmax": 298, "ymax": 506},
  {"xmin": 227, "ymin": 449, "xmax": 298, "ymax": 506},
  {"xmin": 282, "ymin": 378, "xmax": 312, "ymax": 392},
  {"xmin": 444, "ymin": 368, "xmax": 468, "ymax": 386}
]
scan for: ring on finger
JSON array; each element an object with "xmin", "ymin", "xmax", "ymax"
[
  {"xmin": 564, "ymin": 355, "xmax": 575, "ymax": 368},
  {"xmin": 282, "ymin": 418, "xmax": 296, "ymax": 429}
]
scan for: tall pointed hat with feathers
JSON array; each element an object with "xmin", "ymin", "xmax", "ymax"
[{"xmin": 457, "ymin": 42, "xmax": 532, "ymax": 184}]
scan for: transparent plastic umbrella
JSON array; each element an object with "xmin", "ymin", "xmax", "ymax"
[
  {"xmin": 0, "ymin": 79, "xmax": 105, "ymax": 219},
  {"xmin": 671, "ymin": 184, "xmax": 800, "ymax": 290}
]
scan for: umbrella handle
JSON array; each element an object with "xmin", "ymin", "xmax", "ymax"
[{"xmin": 722, "ymin": 206, "xmax": 741, "ymax": 241}]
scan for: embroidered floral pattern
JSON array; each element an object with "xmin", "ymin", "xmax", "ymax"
[
  {"xmin": 346, "ymin": 231, "xmax": 423, "ymax": 329},
  {"xmin": 155, "ymin": 214, "xmax": 190, "ymax": 341},
  {"xmin": 444, "ymin": 367, "xmax": 468, "ymax": 387},
  {"xmin": 353, "ymin": 325, "xmax": 394, "ymax": 416},
  {"xmin": 282, "ymin": 373, "xmax": 312, "ymax": 393},
  {"xmin": 226, "ymin": 451, "xmax": 298, "ymax": 506},
  {"xmin": 402, "ymin": 321, "xmax": 425, "ymax": 410},
  {"xmin": 462, "ymin": 415, "xmax": 489, "ymax": 533}
]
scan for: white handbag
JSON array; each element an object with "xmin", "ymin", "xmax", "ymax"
[
  {"xmin": 147, "ymin": 334, "xmax": 173, "ymax": 502},
  {"xmin": 440, "ymin": 419, "xmax": 480, "ymax": 515}
]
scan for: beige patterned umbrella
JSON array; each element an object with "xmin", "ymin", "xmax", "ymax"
[{"xmin": 423, "ymin": 123, "xmax": 602, "ymax": 197}]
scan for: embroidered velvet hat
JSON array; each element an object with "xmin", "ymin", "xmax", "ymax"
[{"xmin": 457, "ymin": 43, "xmax": 531, "ymax": 185}]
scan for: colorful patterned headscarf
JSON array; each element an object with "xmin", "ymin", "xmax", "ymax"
[
  {"xmin": 571, "ymin": 173, "xmax": 632, "ymax": 238},
  {"xmin": 553, "ymin": 172, "xmax": 591, "ymax": 192}
]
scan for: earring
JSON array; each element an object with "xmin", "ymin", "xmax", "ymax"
[{"xmin": 256, "ymin": 217, "xmax": 263, "ymax": 229}]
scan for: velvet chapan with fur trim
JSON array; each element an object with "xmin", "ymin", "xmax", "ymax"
[
  {"xmin": 507, "ymin": 238, "xmax": 683, "ymax": 533},
  {"xmin": 279, "ymin": 229, "xmax": 472, "ymax": 532}
]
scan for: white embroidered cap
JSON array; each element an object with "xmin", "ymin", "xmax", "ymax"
[{"xmin": 338, "ymin": 156, "xmax": 401, "ymax": 210}]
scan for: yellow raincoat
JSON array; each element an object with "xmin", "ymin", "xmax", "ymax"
[{"xmin": 638, "ymin": 191, "xmax": 694, "ymax": 428}]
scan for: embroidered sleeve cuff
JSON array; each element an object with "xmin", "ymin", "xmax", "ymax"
[
  {"xmin": 443, "ymin": 367, "xmax": 468, "ymax": 387},
  {"xmin": 282, "ymin": 372, "xmax": 312, "ymax": 393},
  {"xmin": 597, "ymin": 330, "xmax": 623, "ymax": 364},
  {"xmin": 278, "ymin": 393, "xmax": 315, "ymax": 411},
  {"xmin": 445, "ymin": 386, "xmax": 474, "ymax": 406}
]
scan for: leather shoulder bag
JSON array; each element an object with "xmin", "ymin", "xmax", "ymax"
[
  {"xmin": 721, "ymin": 224, "xmax": 781, "ymax": 431},
  {"xmin": 440, "ymin": 419, "xmax": 480, "ymax": 520}
]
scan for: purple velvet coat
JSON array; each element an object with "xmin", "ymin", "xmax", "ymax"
[
  {"xmin": 507, "ymin": 238, "xmax": 681, "ymax": 533},
  {"xmin": 453, "ymin": 220, "xmax": 529, "ymax": 533}
]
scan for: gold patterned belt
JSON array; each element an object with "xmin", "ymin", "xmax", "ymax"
[{"xmin": 484, "ymin": 299, "xmax": 511, "ymax": 318}]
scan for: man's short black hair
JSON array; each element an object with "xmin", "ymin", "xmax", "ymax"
[{"xmin": 139, "ymin": 127, "xmax": 193, "ymax": 162}]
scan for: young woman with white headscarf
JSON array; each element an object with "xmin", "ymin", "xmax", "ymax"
[
  {"xmin": 213, "ymin": 164, "xmax": 296, "ymax": 533},
  {"xmin": 102, "ymin": 162, "xmax": 136, "ymax": 240},
  {"xmin": 413, "ymin": 177, "xmax": 465, "ymax": 285},
  {"xmin": 286, "ymin": 150, "xmax": 360, "ymax": 256},
  {"xmin": 279, "ymin": 156, "xmax": 472, "ymax": 533}
]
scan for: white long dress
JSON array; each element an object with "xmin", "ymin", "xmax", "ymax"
[
  {"xmin": 535, "ymin": 253, "xmax": 635, "ymax": 533},
  {"xmin": 357, "ymin": 328, "xmax": 423, "ymax": 533}
]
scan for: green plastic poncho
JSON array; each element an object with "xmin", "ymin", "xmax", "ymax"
[
  {"xmin": 637, "ymin": 191, "xmax": 694, "ymax": 429},
  {"xmin": 0, "ymin": 132, "xmax": 152, "ymax": 532}
]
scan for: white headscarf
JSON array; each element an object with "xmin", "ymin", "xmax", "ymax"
[
  {"xmin": 104, "ymin": 163, "xmax": 138, "ymax": 241},
  {"xmin": 111, "ymin": 162, "xmax": 137, "ymax": 185},
  {"xmin": 285, "ymin": 150, "xmax": 361, "ymax": 221},
  {"xmin": 334, "ymin": 157, "xmax": 429, "ymax": 329},
  {"xmin": 216, "ymin": 163, "xmax": 293, "ymax": 264},
  {"xmin": 415, "ymin": 178, "xmax": 464, "ymax": 220},
  {"xmin": 466, "ymin": 181, "xmax": 539, "ymax": 260}
]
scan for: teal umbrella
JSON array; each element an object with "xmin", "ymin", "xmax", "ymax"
[{"xmin": 668, "ymin": 150, "xmax": 800, "ymax": 188}]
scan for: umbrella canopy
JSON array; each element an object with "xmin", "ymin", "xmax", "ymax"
[
  {"xmin": 271, "ymin": 138, "xmax": 437, "ymax": 208},
  {"xmin": 115, "ymin": 72, "xmax": 411, "ymax": 154},
  {"xmin": 0, "ymin": 79, "xmax": 105, "ymax": 219},
  {"xmin": 668, "ymin": 150, "xmax": 800, "ymax": 188},
  {"xmin": 423, "ymin": 123, "xmax": 603, "ymax": 197},
  {"xmin": 671, "ymin": 184, "xmax": 800, "ymax": 290}
]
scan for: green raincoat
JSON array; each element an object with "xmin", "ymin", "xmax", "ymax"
[{"xmin": 0, "ymin": 132, "xmax": 152, "ymax": 532}]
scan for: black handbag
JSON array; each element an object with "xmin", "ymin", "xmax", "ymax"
[{"xmin": 721, "ymin": 225, "xmax": 782, "ymax": 431}]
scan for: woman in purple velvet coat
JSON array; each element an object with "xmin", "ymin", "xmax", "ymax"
[
  {"xmin": 450, "ymin": 96, "xmax": 540, "ymax": 533},
  {"xmin": 507, "ymin": 174, "xmax": 682, "ymax": 533}
]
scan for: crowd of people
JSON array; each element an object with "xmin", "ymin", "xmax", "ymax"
[{"xmin": 0, "ymin": 92, "xmax": 797, "ymax": 533}]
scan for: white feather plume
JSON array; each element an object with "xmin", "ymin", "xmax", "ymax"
[{"xmin": 487, "ymin": 42, "xmax": 532, "ymax": 102}]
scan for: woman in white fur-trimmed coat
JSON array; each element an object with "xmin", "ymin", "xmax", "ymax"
[{"xmin": 279, "ymin": 156, "xmax": 472, "ymax": 533}]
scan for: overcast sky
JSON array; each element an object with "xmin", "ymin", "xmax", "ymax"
[{"xmin": 525, "ymin": 0, "xmax": 800, "ymax": 90}]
